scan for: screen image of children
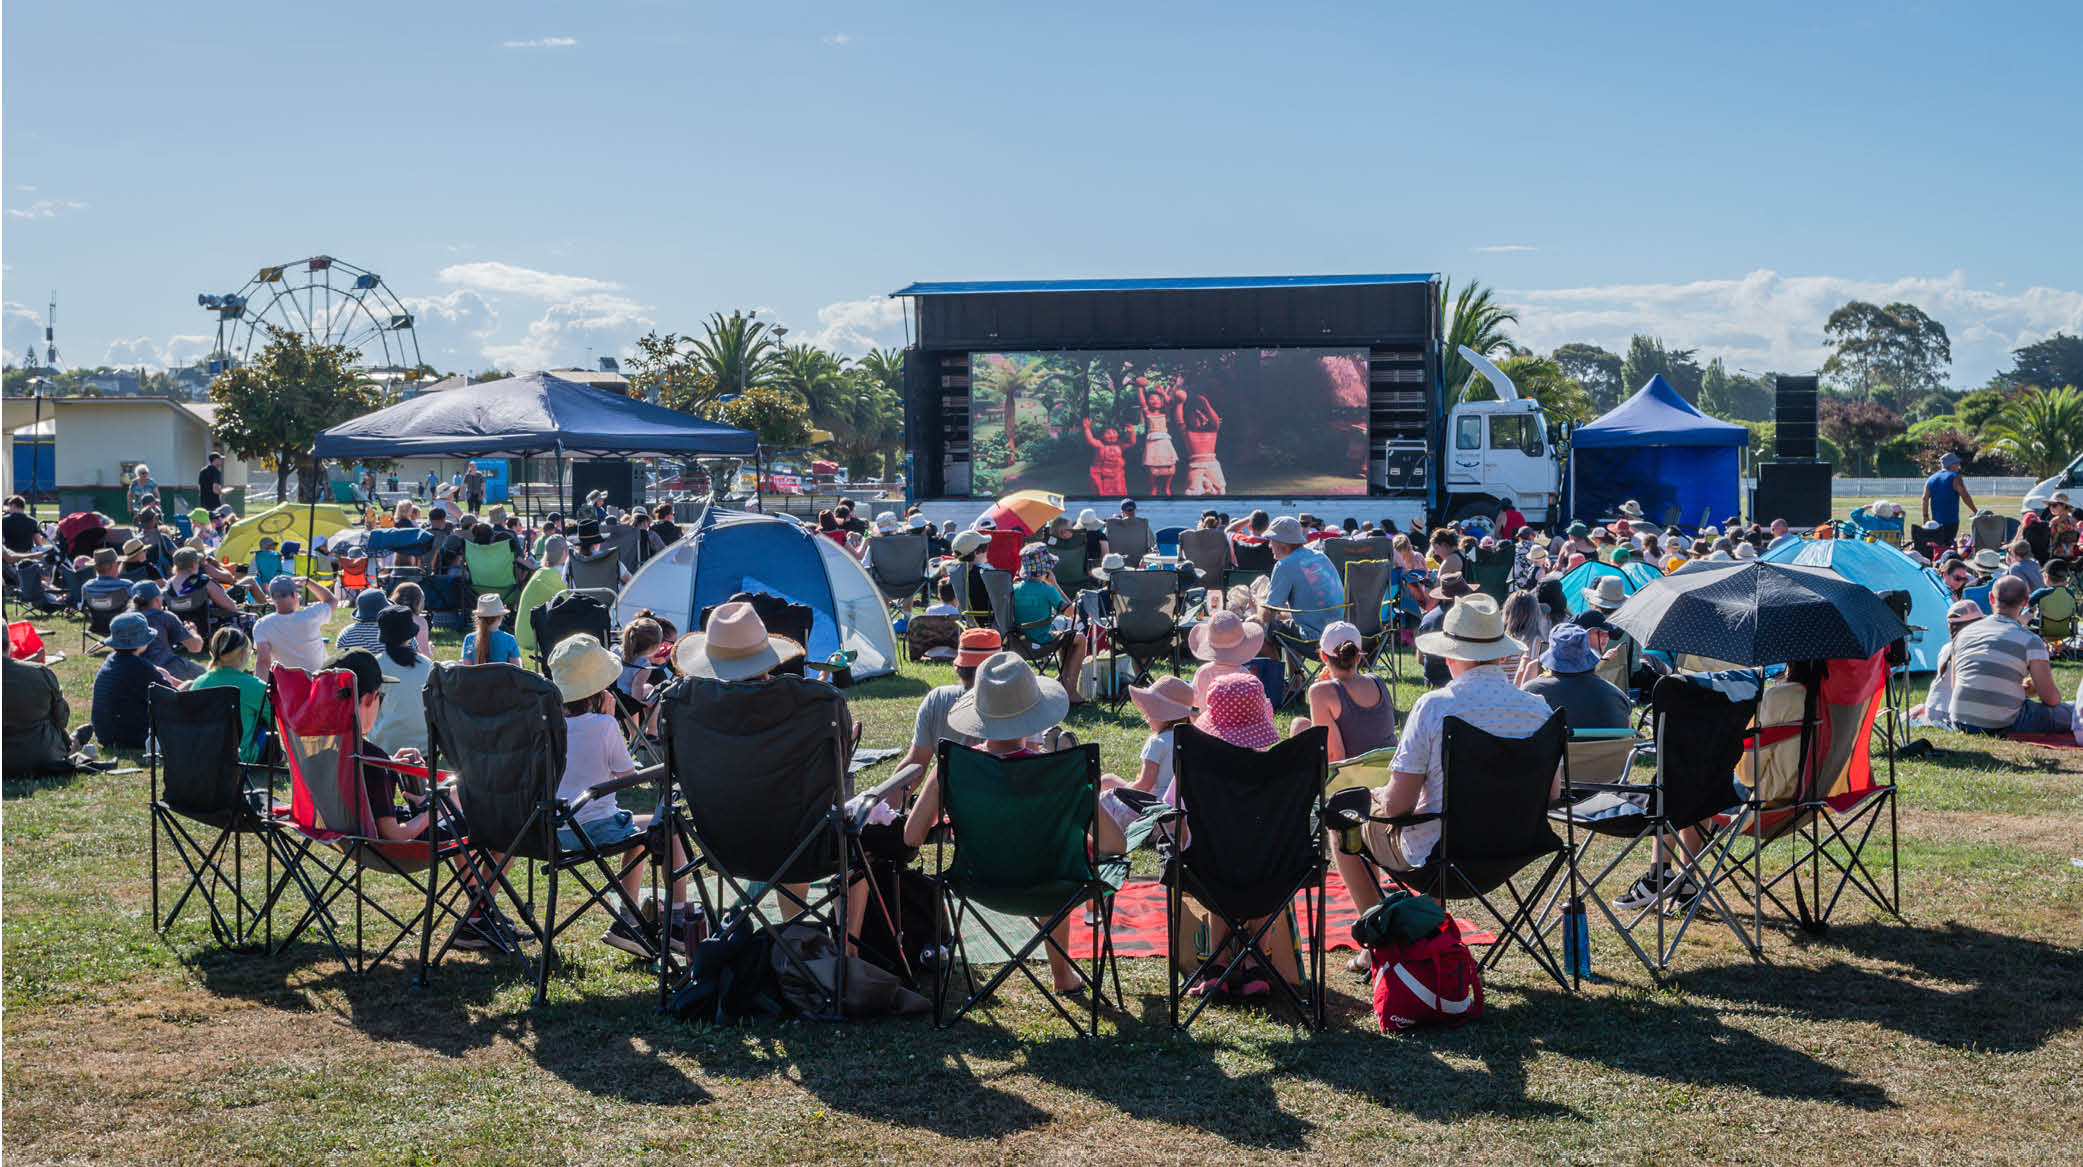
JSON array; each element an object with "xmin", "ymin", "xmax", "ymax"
[
  {"xmin": 1140, "ymin": 378, "xmax": 1182, "ymax": 498},
  {"xmin": 1082, "ymin": 417, "xmax": 1139, "ymax": 497},
  {"xmin": 1182, "ymin": 391, "xmax": 1224, "ymax": 496}
]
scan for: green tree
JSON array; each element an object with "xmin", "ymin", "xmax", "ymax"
[
  {"xmin": 1485, "ymin": 354, "xmax": 1595, "ymax": 424},
  {"xmin": 1982, "ymin": 384, "xmax": 2083, "ymax": 478},
  {"xmin": 1698, "ymin": 358, "xmax": 1773, "ymax": 420},
  {"xmin": 1998, "ymin": 332, "xmax": 2083, "ymax": 392},
  {"xmin": 209, "ymin": 326, "xmax": 383, "ymax": 500},
  {"xmin": 1620, "ymin": 335, "xmax": 1704, "ymax": 403},
  {"xmin": 1820, "ymin": 300, "xmax": 1951, "ymax": 403},
  {"xmin": 771, "ymin": 343, "xmax": 850, "ymax": 435},
  {"xmin": 1439, "ymin": 278, "xmax": 1518, "ymax": 402},
  {"xmin": 1955, "ymin": 388, "xmax": 2009, "ymax": 434},
  {"xmin": 715, "ymin": 383, "xmax": 812, "ymax": 448},
  {"xmin": 1552, "ymin": 343, "xmax": 1625, "ymax": 411},
  {"xmin": 1819, "ymin": 396, "xmax": 1907, "ymax": 477},
  {"xmin": 976, "ymin": 357, "xmax": 1049, "ymax": 463}
]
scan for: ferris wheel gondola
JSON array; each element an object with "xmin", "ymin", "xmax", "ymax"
[{"xmin": 198, "ymin": 255, "xmax": 422, "ymax": 387}]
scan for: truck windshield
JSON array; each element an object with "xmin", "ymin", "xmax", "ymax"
[{"xmin": 1489, "ymin": 413, "xmax": 1545, "ymax": 457}]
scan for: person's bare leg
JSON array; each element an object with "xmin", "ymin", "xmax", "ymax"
[
  {"xmin": 1045, "ymin": 913, "xmax": 1082, "ymax": 992},
  {"xmin": 1335, "ymin": 845, "xmax": 1381, "ymax": 913}
]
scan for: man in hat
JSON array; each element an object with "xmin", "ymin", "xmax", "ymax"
[
  {"xmin": 81, "ymin": 545, "xmax": 134, "ymax": 612},
  {"xmin": 1949, "ymin": 575, "xmax": 2075, "ymax": 735},
  {"xmin": 1920, "ymin": 451, "xmax": 1975, "ymax": 551},
  {"xmin": 334, "ymin": 588, "xmax": 393, "ymax": 653},
  {"xmin": 130, "ymin": 579, "xmax": 205, "ymax": 681},
  {"xmin": 1348, "ymin": 595, "xmax": 1552, "ymax": 909},
  {"xmin": 1523, "ymin": 623, "xmax": 1629, "ymax": 731},
  {"xmin": 897, "ymin": 628, "xmax": 1003, "ymax": 779},
  {"xmin": 253, "ymin": 573, "xmax": 340, "ymax": 677},
  {"xmin": 572, "ymin": 518, "xmax": 630, "ymax": 585},
  {"xmin": 1262, "ymin": 515, "xmax": 1345, "ymax": 658},
  {"xmin": 119, "ymin": 535, "xmax": 164, "ymax": 583},
  {"xmin": 1413, "ymin": 573, "xmax": 1474, "ymax": 689},
  {"xmin": 1011, "ymin": 546, "xmax": 1089, "ymax": 695},
  {"xmin": 91, "ymin": 611, "xmax": 175, "ymax": 748}
]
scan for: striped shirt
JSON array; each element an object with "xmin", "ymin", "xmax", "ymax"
[
  {"xmin": 1948, "ymin": 613, "xmax": 2047, "ymax": 730},
  {"xmin": 334, "ymin": 621, "xmax": 386, "ymax": 653},
  {"xmin": 1382, "ymin": 663, "xmax": 1555, "ymax": 865}
]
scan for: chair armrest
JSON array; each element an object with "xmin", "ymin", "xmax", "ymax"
[{"xmin": 568, "ymin": 764, "xmax": 665, "ymax": 814}]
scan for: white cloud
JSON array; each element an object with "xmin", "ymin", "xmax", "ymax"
[
  {"xmin": 433, "ymin": 262, "xmax": 649, "ymax": 371},
  {"xmin": 101, "ymin": 334, "xmax": 214, "ymax": 369},
  {"xmin": 823, "ymin": 33, "xmax": 852, "ymax": 45},
  {"xmin": 804, "ymin": 295, "xmax": 907, "ymax": 354},
  {"xmin": 439, "ymin": 261, "xmax": 618, "ymax": 300},
  {"xmin": 502, "ymin": 36, "xmax": 576, "ymax": 48},
  {"xmin": 7, "ymin": 199, "xmax": 87, "ymax": 219},
  {"xmin": 1503, "ymin": 269, "xmax": 2083, "ymax": 386},
  {"xmin": 4, "ymin": 301, "xmax": 44, "ymax": 363},
  {"xmin": 1473, "ymin": 244, "xmax": 1536, "ymax": 254},
  {"xmin": 16, "ymin": 185, "xmax": 35, "ymax": 192}
]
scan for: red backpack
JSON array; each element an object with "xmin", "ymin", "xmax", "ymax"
[{"xmin": 1370, "ymin": 915, "xmax": 1483, "ymax": 1031}]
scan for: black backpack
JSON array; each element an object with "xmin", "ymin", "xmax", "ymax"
[{"xmin": 667, "ymin": 910, "xmax": 782, "ymax": 1024}]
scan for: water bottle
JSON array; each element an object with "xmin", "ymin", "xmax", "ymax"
[{"xmin": 1563, "ymin": 897, "xmax": 1591, "ymax": 979}]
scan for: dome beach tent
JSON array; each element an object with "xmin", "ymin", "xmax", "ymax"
[
  {"xmin": 1571, "ymin": 375, "xmax": 1747, "ymax": 532},
  {"xmin": 1762, "ymin": 536, "xmax": 1951, "ymax": 672},
  {"xmin": 620, "ymin": 507, "xmax": 899, "ymax": 680},
  {"xmin": 1558, "ymin": 558, "xmax": 1656, "ymax": 616}
]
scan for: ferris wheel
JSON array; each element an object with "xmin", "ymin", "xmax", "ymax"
[{"xmin": 197, "ymin": 255, "xmax": 422, "ymax": 386}]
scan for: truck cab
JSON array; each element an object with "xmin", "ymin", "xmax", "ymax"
[{"xmin": 1438, "ymin": 348, "xmax": 1561, "ymax": 525}]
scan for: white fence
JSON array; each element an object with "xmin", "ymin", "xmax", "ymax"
[{"xmin": 1741, "ymin": 476, "xmax": 2038, "ymax": 499}]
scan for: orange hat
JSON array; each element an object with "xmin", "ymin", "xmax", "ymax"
[{"xmin": 953, "ymin": 628, "xmax": 1003, "ymax": 668}]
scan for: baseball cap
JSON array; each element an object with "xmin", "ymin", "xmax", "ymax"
[
  {"xmin": 129, "ymin": 579, "xmax": 163, "ymax": 602},
  {"xmin": 1319, "ymin": 621, "xmax": 1363, "ymax": 657},
  {"xmin": 268, "ymin": 575, "xmax": 301, "ymax": 598}
]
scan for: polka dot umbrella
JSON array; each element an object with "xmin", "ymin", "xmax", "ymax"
[{"xmin": 1606, "ymin": 560, "xmax": 1907, "ymax": 668}]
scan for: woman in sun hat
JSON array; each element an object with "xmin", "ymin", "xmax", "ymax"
[
  {"xmin": 1583, "ymin": 573, "xmax": 1628, "ymax": 614},
  {"xmin": 902, "ymin": 651, "xmax": 1119, "ymax": 992},
  {"xmin": 460, "ymin": 592, "xmax": 521, "ymax": 665},
  {"xmin": 1177, "ymin": 670, "xmax": 1299, "ymax": 996},
  {"xmin": 672, "ymin": 601, "xmax": 806, "ymax": 682},
  {"xmin": 1187, "ymin": 609, "xmax": 1267, "ymax": 703}
]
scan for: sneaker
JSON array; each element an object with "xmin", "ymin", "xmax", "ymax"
[
  {"xmin": 1613, "ymin": 866, "xmax": 1704, "ymax": 913},
  {"xmin": 449, "ymin": 914, "xmax": 497, "ymax": 952},
  {"xmin": 601, "ymin": 916, "xmax": 654, "ymax": 958},
  {"xmin": 1346, "ymin": 951, "xmax": 1373, "ymax": 976}
]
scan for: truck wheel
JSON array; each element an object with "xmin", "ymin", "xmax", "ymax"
[{"xmin": 1445, "ymin": 497, "xmax": 1497, "ymax": 526}]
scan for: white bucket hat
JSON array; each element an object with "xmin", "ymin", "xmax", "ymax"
[
  {"xmin": 549, "ymin": 633, "xmax": 623, "ymax": 703},
  {"xmin": 1413, "ymin": 594, "xmax": 1523, "ymax": 662},
  {"xmin": 947, "ymin": 652, "xmax": 1071, "ymax": 741},
  {"xmin": 672, "ymin": 601, "xmax": 807, "ymax": 681},
  {"xmin": 1075, "ymin": 508, "xmax": 1105, "ymax": 531},
  {"xmin": 1264, "ymin": 516, "xmax": 1307, "ymax": 545},
  {"xmin": 1583, "ymin": 575, "xmax": 1628, "ymax": 612}
]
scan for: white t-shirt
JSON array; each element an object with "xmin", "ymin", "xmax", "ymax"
[
  {"xmin": 254, "ymin": 602, "xmax": 335, "ymax": 676},
  {"xmin": 1142, "ymin": 728, "xmax": 1177, "ymax": 802},
  {"xmin": 560, "ymin": 712, "xmax": 636, "ymax": 823},
  {"xmin": 367, "ymin": 654, "xmax": 435, "ymax": 754}
]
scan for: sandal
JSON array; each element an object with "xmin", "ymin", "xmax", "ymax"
[{"xmin": 1235, "ymin": 978, "xmax": 1273, "ymax": 998}]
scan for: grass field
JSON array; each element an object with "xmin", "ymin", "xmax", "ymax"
[{"xmin": 6, "ymin": 551, "xmax": 2081, "ymax": 1164}]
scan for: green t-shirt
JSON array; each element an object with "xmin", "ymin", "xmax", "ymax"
[
  {"xmin": 1010, "ymin": 579, "xmax": 1066, "ymax": 643},
  {"xmin": 192, "ymin": 666, "xmax": 270, "ymax": 762},
  {"xmin": 515, "ymin": 566, "xmax": 567, "ymax": 660}
]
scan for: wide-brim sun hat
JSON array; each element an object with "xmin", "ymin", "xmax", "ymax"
[
  {"xmin": 1128, "ymin": 675, "xmax": 1195, "ymax": 725},
  {"xmin": 1194, "ymin": 672, "xmax": 1279, "ymax": 750},
  {"xmin": 473, "ymin": 593, "xmax": 509, "ymax": 618},
  {"xmin": 1971, "ymin": 549, "xmax": 2004, "ymax": 573},
  {"xmin": 1414, "ymin": 594, "xmax": 1524, "ymax": 663},
  {"xmin": 673, "ymin": 600, "xmax": 807, "ymax": 681},
  {"xmin": 1540, "ymin": 623, "xmax": 1600, "ymax": 675},
  {"xmin": 1265, "ymin": 516, "xmax": 1307, "ymax": 545},
  {"xmin": 1076, "ymin": 508, "xmax": 1104, "ymax": 531},
  {"xmin": 1189, "ymin": 610, "xmax": 1266, "ymax": 664},
  {"xmin": 1733, "ymin": 541, "xmax": 1759, "ymax": 559},
  {"xmin": 99, "ymin": 611, "xmax": 156, "ymax": 652},
  {"xmin": 947, "ymin": 651, "xmax": 1070, "ymax": 741},
  {"xmin": 1584, "ymin": 575, "xmax": 1628, "ymax": 611},
  {"xmin": 1617, "ymin": 500, "xmax": 1645, "ymax": 519},
  {"xmin": 549, "ymin": 633, "xmax": 623, "ymax": 702}
]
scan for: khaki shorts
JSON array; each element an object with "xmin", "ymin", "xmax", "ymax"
[{"xmin": 1359, "ymin": 817, "xmax": 1425, "ymax": 873}]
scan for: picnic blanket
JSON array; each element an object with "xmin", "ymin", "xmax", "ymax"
[{"xmin": 2002, "ymin": 731, "xmax": 2082, "ymax": 749}]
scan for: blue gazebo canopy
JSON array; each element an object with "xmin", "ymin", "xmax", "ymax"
[
  {"xmin": 1572, "ymin": 375, "xmax": 1747, "ymax": 529},
  {"xmin": 313, "ymin": 370, "xmax": 757, "ymax": 460}
]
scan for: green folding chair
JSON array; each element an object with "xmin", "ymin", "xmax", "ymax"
[
  {"xmin": 462, "ymin": 536, "xmax": 521, "ymax": 611},
  {"xmin": 931, "ymin": 742, "xmax": 1126, "ymax": 1037}
]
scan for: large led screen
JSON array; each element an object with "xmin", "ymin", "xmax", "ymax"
[{"xmin": 968, "ymin": 347, "xmax": 1370, "ymax": 498}]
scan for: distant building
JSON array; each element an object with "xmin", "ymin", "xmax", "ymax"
[{"xmin": 80, "ymin": 370, "xmax": 145, "ymax": 396}]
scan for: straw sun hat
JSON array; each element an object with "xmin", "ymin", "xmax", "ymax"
[
  {"xmin": 1413, "ymin": 594, "xmax": 1524, "ymax": 663},
  {"xmin": 673, "ymin": 601, "xmax": 807, "ymax": 681},
  {"xmin": 947, "ymin": 651, "xmax": 1070, "ymax": 741}
]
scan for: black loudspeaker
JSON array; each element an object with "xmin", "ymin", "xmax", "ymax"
[
  {"xmin": 1775, "ymin": 375, "xmax": 1819, "ymax": 460},
  {"xmin": 1753, "ymin": 461, "xmax": 1834, "ymax": 527},
  {"xmin": 570, "ymin": 458, "xmax": 640, "ymax": 510}
]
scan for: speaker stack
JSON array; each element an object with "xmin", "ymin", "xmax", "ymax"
[
  {"xmin": 1774, "ymin": 375, "xmax": 1819, "ymax": 459},
  {"xmin": 1753, "ymin": 374, "xmax": 1831, "ymax": 526}
]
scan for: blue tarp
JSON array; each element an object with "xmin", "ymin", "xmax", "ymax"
[
  {"xmin": 1762, "ymin": 537, "xmax": 1951, "ymax": 672},
  {"xmin": 1572, "ymin": 375, "xmax": 1747, "ymax": 531},
  {"xmin": 312, "ymin": 371, "xmax": 757, "ymax": 459}
]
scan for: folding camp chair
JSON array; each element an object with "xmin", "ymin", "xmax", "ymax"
[
  {"xmin": 1321, "ymin": 536, "xmax": 1393, "ymax": 585},
  {"xmin": 148, "ymin": 684, "xmax": 291, "ymax": 952},
  {"xmin": 951, "ymin": 562, "xmax": 998, "ymax": 629},
  {"xmin": 930, "ymin": 742, "xmax": 1126, "ymax": 1037},
  {"xmin": 165, "ymin": 582, "xmax": 236, "ymax": 643},
  {"xmin": 1154, "ymin": 525, "xmax": 1186, "ymax": 557},
  {"xmin": 337, "ymin": 556, "xmax": 373, "ymax": 593},
  {"xmin": 1467, "ymin": 544, "xmax": 1515, "ymax": 602},
  {"xmin": 1177, "ymin": 528, "xmax": 1233, "ymax": 581},
  {"xmin": 269, "ymin": 666, "xmax": 470, "ymax": 977},
  {"xmin": 657, "ymin": 674, "xmax": 857, "ymax": 1018},
  {"xmin": 422, "ymin": 663, "xmax": 671, "ymax": 1003},
  {"xmin": 2036, "ymin": 585, "xmax": 2079, "ymax": 654},
  {"xmin": 1101, "ymin": 568, "xmax": 1185, "ymax": 705},
  {"xmin": 1163, "ymin": 725, "xmax": 1330, "ymax": 1030},
  {"xmin": 1329, "ymin": 711, "xmax": 1576, "ymax": 990},
  {"xmin": 1698, "ymin": 653, "xmax": 1899, "ymax": 951},
  {"xmin": 1341, "ymin": 559, "xmax": 1396, "ymax": 674},
  {"xmin": 979, "ymin": 567, "xmax": 1072, "ymax": 675},
  {"xmin": 1547, "ymin": 682, "xmax": 1761, "ymax": 973},
  {"xmin": 14, "ymin": 559, "xmax": 71, "ymax": 617},
  {"xmin": 568, "ymin": 546, "xmax": 624, "ymax": 597},
  {"xmin": 1104, "ymin": 516, "xmax": 1153, "ymax": 567},
  {"xmin": 1969, "ymin": 512, "xmax": 2013, "ymax": 555},
  {"xmin": 528, "ymin": 588, "xmax": 616, "ymax": 674},
  {"xmin": 80, "ymin": 583, "xmax": 129, "ymax": 652},
  {"xmin": 865, "ymin": 532, "xmax": 931, "ymax": 618},
  {"xmin": 1227, "ymin": 539, "xmax": 1274, "ymax": 592},
  {"xmin": 462, "ymin": 537, "xmax": 521, "ymax": 612}
]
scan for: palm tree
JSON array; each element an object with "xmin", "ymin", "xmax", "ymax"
[
  {"xmin": 687, "ymin": 310, "xmax": 785, "ymax": 410},
  {"xmin": 772, "ymin": 343, "xmax": 851, "ymax": 436},
  {"xmin": 1438, "ymin": 278, "xmax": 1519, "ymax": 403},
  {"xmin": 976, "ymin": 358, "xmax": 1047, "ymax": 462},
  {"xmin": 1984, "ymin": 383, "xmax": 2083, "ymax": 477}
]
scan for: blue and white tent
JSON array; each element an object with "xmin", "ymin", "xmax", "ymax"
[
  {"xmin": 619, "ymin": 508, "xmax": 899, "ymax": 679},
  {"xmin": 1761, "ymin": 537, "xmax": 1950, "ymax": 672}
]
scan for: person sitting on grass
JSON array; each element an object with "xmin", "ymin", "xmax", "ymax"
[
  {"xmin": 549, "ymin": 633, "xmax": 690, "ymax": 958},
  {"xmin": 1948, "ymin": 574, "xmax": 2076, "ymax": 735},
  {"xmin": 130, "ymin": 580, "xmax": 205, "ymax": 682},
  {"xmin": 4, "ymin": 651, "xmax": 76, "ymax": 778},
  {"xmin": 92, "ymin": 612, "xmax": 178, "ymax": 750},
  {"xmin": 460, "ymin": 594, "xmax": 521, "ymax": 665},
  {"xmin": 902, "ymin": 651, "xmax": 1122, "ymax": 993},
  {"xmin": 333, "ymin": 588, "xmax": 391, "ymax": 653},
  {"xmin": 387, "ymin": 579, "xmax": 435, "ymax": 657},
  {"xmin": 186, "ymin": 627, "xmax": 271, "ymax": 762}
]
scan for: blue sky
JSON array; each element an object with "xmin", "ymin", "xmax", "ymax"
[{"xmin": 4, "ymin": 1, "xmax": 2079, "ymax": 386}]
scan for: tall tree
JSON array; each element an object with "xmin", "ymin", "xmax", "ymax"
[
  {"xmin": 1999, "ymin": 332, "xmax": 2083, "ymax": 392},
  {"xmin": 1478, "ymin": 354, "xmax": 1595, "ymax": 424},
  {"xmin": 1698, "ymin": 358, "xmax": 1774, "ymax": 420},
  {"xmin": 1955, "ymin": 387, "xmax": 2010, "ymax": 433},
  {"xmin": 1620, "ymin": 335, "xmax": 1704, "ymax": 403},
  {"xmin": 1820, "ymin": 300, "xmax": 1951, "ymax": 403},
  {"xmin": 1982, "ymin": 383, "xmax": 2083, "ymax": 478},
  {"xmin": 1438, "ymin": 278, "xmax": 1519, "ymax": 402},
  {"xmin": 715, "ymin": 383, "xmax": 812, "ymax": 448},
  {"xmin": 1819, "ymin": 396, "xmax": 1907, "ymax": 477},
  {"xmin": 1552, "ymin": 343, "xmax": 1625, "ymax": 412},
  {"xmin": 208, "ymin": 326, "xmax": 382, "ymax": 500}
]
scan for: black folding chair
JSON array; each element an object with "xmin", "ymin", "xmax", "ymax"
[
  {"xmin": 528, "ymin": 588, "xmax": 615, "ymax": 674},
  {"xmin": 1321, "ymin": 536, "xmax": 1393, "ymax": 583},
  {"xmin": 422, "ymin": 662, "xmax": 671, "ymax": 1004},
  {"xmin": 14, "ymin": 559, "xmax": 72, "ymax": 616},
  {"xmin": 1341, "ymin": 559, "xmax": 1396, "ymax": 674},
  {"xmin": 1548, "ymin": 679, "xmax": 1761, "ymax": 973},
  {"xmin": 931, "ymin": 742, "xmax": 1126, "ymax": 1038},
  {"xmin": 1102, "ymin": 568, "xmax": 1185, "ymax": 706},
  {"xmin": 165, "ymin": 583, "xmax": 236, "ymax": 643},
  {"xmin": 1176, "ymin": 528, "xmax": 1233, "ymax": 581},
  {"xmin": 1164, "ymin": 726, "xmax": 1330, "ymax": 1030},
  {"xmin": 951, "ymin": 562, "xmax": 998, "ymax": 630},
  {"xmin": 980, "ymin": 568, "xmax": 1072, "ymax": 675},
  {"xmin": 81, "ymin": 583, "xmax": 128, "ymax": 652},
  {"xmin": 657, "ymin": 674, "xmax": 856, "ymax": 1018},
  {"xmin": 865, "ymin": 532, "xmax": 931, "ymax": 618},
  {"xmin": 1048, "ymin": 531, "xmax": 1095, "ymax": 594},
  {"xmin": 1104, "ymin": 516, "xmax": 1153, "ymax": 567},
  {"xmin": 1331, "ymin": 711, "xmax": 1576, "ymax": 990},
  {"xmin": 148, "ymin": 684, "xmax": 290, "ymax": 952}
]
